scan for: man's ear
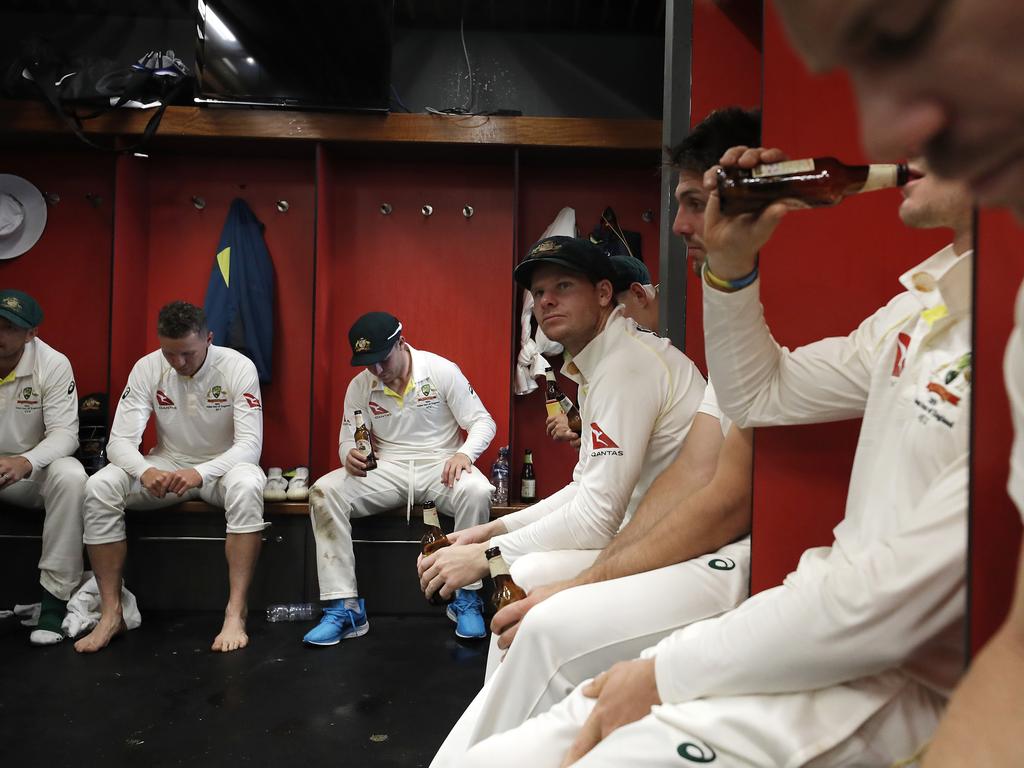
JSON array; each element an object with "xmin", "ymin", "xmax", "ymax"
[
  {"xmin": 25, "ymin": 327, "xmax": 39, "ymax": 342},
  {"xmin": 629, "ymin": 283, "xmax": 650, "ymax": 306},
  {"xmin": 596, "ymin": 278, "xmax": 615, "ymax": 307}
]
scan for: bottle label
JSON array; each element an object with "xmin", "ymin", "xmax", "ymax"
[
  {"xmin": 521, "ymin": 479, "xmax": 536, "ymax": 498},
  {"xmin": 752, "ymin": 158, "xmax": 815, "ymax": 178},
  {"xmin": 356, "ymin": 438, "xmax": 372, "ymax": 455},
  {"xmin": 558, "ymin": 395, "xmax": 575, "ymax": 414},
  {"xmin": 545, "ymin": 400, "xmax": 562, "ymax": 418},
  {"xmin": 423, "ymin": 506, "xmax": 441, "ymax": 527},
  {"xmin": 488, "ymin": 558, "xmax": 512, "ymax": 578},
  {"xmin": 859, "ymin": 164, "xmax": 899, "ymax": 193}
]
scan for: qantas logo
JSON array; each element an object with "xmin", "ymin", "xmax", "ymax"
[
  {"xmin": 891, "ymin": 332, "xmax": 911, "ymax": 378},
  {"xmin": 590, "ymin": 422, "xmax": 623, "ymax": 456},
  {"xmin": 155, "ymin": 390, "xmax": 175, "ymax": 408},
  {"xmin": 368, "ymin": 400, "xmax": 390, "ymax": 417},
  {"xmin": 243, "ymin": 393, "xmax": 262, "ymax": 409}
]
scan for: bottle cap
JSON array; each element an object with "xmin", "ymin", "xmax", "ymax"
[
  {"xmin": 423, "ymin": 500, "xmax": 435, "ymax": 509},
  {"xmin": 484, "ymin": 546, "xmax": 501, "ymax": 559}
]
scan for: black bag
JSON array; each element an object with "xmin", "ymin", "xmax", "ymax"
[
  {"xmin": 75, "ymin": 392, "xmax": 109, "ymax": 476},
  {"xmin": 5, "ymin": 40, "xmax": 192, "ymax": 152},
  {"xmin": 589, "ymin": 206, "xmax": 643, "ymax": 262}
]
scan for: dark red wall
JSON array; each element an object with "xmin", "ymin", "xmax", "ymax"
[
  {"xmin": 971, "ymin": 209, "xmax": 1024, "ymax": 651},
  {"xmin": 0, "ymin": 152, "xmax": 113, "ymax": 396}
]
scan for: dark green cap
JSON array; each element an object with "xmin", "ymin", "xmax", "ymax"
[
  {"xmin": 609, "ymin": 255, "xmax": 651, "ymax": 292},
  {"xmin": 349, "ymin": 311, "xmax": 402, "ymax": 366},
  {"xmin": 513, "ymin": 235, "xmax": 616, "ymax": 289},
  {"xmin": 0, "ymin": 289, "xmax": 42, "ymax": 328}
]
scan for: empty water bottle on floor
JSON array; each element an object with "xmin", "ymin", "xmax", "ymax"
[{"xmin": 265, "ymin": 603, "xmax": 318, "ymax": 622}]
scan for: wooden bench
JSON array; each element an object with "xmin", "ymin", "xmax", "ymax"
[{"xmin": 172, "ymin": 501, "xmax": 529, "ymax": 518}]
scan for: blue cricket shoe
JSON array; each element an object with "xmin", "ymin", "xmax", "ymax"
[
  {"xmin": 302, "ymin": 599, "xmax": 370, "ymax": 646},
  {"xmin": 446, "ymin": 589, "xmax": 486, "ymax": 639}
]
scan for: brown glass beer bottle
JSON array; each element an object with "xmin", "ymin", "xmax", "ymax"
[
  {"xmin": 420, "ymin": 501, "xmax": 450, "ymax": 556},
  {"xmin": 520, "ymin": 449, "xmax": 536, "ymax": 502},
  {"xmin": 353, "ymin": 409, "xmax": 378, "ymax": 470},
  {"xmin": 485, "ymin": 546, "xmax": 526, "ymax": 611},
  {"xmin": 544, "ymin": 366, "xmax": 583, "ymax": 435},
  {"xmin": 716, "ymin": 157, "xmax": 910, "ymax": 215}
]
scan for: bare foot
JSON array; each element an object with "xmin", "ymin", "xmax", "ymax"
[
  {"xmin": 74, "ymin": 613, "xmax": 126, "ymax": 654},
  {"xmin": 211, "ymin": 614, "xmax": 249, "ymax": 653}
]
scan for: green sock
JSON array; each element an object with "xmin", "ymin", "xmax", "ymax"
[{"xmin": 37, "ymin": 589, "xmax": 67, "ymax": 635}]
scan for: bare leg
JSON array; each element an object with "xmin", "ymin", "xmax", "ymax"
[
  {"xmin": 212, "ymin": 531, "xmax": 261, "ymax": 652},
  {"xmin": 74, "ymin": 541, "xmax": 128, "ymax": 653}
]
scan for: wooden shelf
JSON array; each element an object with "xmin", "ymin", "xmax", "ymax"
[{"xmin": 0, "ymin": 100, "xmax": 661, "ymax": 150}]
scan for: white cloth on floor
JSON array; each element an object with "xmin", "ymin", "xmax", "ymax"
[
  {"xmin": 62, "ymin": 574, "xmax": 142, "ymax": 638},
  {"xmin": 514, "ymin": 207, "xmax": 574, "ymax": 395}
]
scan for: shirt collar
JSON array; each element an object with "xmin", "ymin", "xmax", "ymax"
[
  {"xmin": 371, "ymin": 344, "xmax": 422, "ymax": 397},
  {"xmin": 11, "ymin": 338, "xmax": 37, "ymax": 380},
  {"xmin": 898, "ymin": 244, "xmax": 973, "ymax": 319},
  {"xmin": 562, "ymin": 305, "xmax": 627, "ymax": 385},
  {"xmin": 184, "ymin": 344, "xmax": 217, "ymax": 383}
]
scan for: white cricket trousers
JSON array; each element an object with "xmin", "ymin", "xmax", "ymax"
[
  {"xmin": 310, "ymin": 458, "xmax": 493, "ymax": 600},
  {"xmin": 433, "ymin": 537, "xmax": 751, "ymax": 767},
  {"xmin": 457, "ymin": 667, "xmax": 944, "ymax": 768},
  {"xmin": 1, "ymin": 456, "xmax": 87, "ymax": 601},
  {"xmin": 83, "ymin": 457, "xmax": 266, "ymax": 544}
]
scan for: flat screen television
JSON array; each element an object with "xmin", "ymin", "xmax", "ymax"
[{"xmin": 194, "ymin": 0, "xmax": 394, "ymax": 112}]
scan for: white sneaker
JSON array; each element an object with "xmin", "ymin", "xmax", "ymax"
[
  {"xmin": 286, "ymin": 466, "xmax": 310, "ymax": 501},
  {"xmin": 264, "ymin": 467, "xmax": 288, "ymax": 502}
]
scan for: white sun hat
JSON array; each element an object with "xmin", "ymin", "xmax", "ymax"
[{"xmin": 0, "ymin": 174, "xmax": 47, "ymax": 260}]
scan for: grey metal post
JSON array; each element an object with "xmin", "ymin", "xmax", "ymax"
[{"xmin": 659, "ymin": 0, "xmax": 693, "ymax": 349}]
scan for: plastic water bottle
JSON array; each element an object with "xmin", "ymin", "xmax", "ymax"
[
  {"xmin": 490, "ymin": 446, "xmax": 510, "ymax": 505},
  {"xmin": 265, "ymin": 603, "xmax": 318, "ymax": 622}
]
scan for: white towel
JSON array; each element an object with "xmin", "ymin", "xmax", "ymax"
[
  {"xmin": 514, "ymin": 207, "xmax": 574, "ymax": 395},
  {"xmin": 62, "ymin": 573, "xmax": 142, "ymax": 638}
]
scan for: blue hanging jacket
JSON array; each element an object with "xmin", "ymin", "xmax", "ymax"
[{"xmin": 204, "ymin": 198, "xmax": 274, "ymax": 382}]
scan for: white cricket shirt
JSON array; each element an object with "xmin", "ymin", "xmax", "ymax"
[
  {"xmin": 339, "ymin": 346, "xmax": 496, "ymax": 464},
  {"xmin": 650, "ymin": 245, "xmax": 971, "ymax": 705},
  {"xmin": 493, "ymin": 306, "xmax": 707, "ymax": 558},
  {"xmin": 1004, "ymin": 279, "xmax": 1024, "ymax": 523},
  {"xmin": 107, "ymin": 345, "xmax": 263, "ymax": 483},
  {"xmin": 0, "ymin": 337, "xmax": 78, "ymax": 470}
]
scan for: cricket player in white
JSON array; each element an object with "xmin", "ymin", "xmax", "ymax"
[
  {"xmin": 431, "ymin": 111, "xmax": 762, "ymax": 767},
  {"xmin": 454, "ymin": 156, "xmax": 974, "ymax": 766},
  {"xmin": 304, "ymin": 311, "xmax": 496, "ymax": 645},
  {"xmin": 419, "ymin": 236, "xmax": 707, "ymax": 629},
  {"xmin": 76, "ymin": 301, "xmax": 265, "ymax": 654},
  {"xmin": 0, "ymin": 289, "xmax": 87, "ymax": 645}
]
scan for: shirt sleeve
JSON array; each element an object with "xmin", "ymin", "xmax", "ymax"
[
  {"xmin": 704, "ymin": 280, "xmax": 907, "ymax": 427},
  {"xmin": 496, "ymin": 482, "xmax": 580, "ymax": 533},
  {"xmin": 492, "ymin": 356, "xmax": 684, "ymax": 559},
  {"xmin": 106, "ymin": 361, "xmax": 157, "ymax": 479},
  {"xmin": 649, "ymin": 453, "xmax": 967, "ymax": 703},
  {"xmin": 22, "ymin": 352, "xmax": 79, "ymax": 471},
  {"xmin": 194, "ymin": 361, "xmax": 263, "ymax": 482},
  {"xmin": 441, "ymin": 362, "xmax": 496, "ymax": 462}
]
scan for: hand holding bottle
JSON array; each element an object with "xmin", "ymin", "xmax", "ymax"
[{"xmin": 703, "ymin": 145, "xmax": 793, "ymax": 282}]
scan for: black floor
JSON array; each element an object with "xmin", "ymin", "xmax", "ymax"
[{"xmin": 0, "ymin": 611, "xmax": 487, "ymax": 767}]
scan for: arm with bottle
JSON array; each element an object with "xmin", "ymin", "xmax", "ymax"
[
  {"xmin": 339, "ymin": 379, "xmax": 375, "ymax": 476},
  {"xmin": 700, "ymin": 145, "xmax": 893, "ymax": 427}
]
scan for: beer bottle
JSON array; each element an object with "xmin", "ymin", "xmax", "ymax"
[
  {"xmin": 353, "ymin": 409, "xmax": 378, "ymax": 471},
  {"xmin": 715, "ymin": 157, "xmax": 911, "ymax": 215},
  {"xmin": 486, "ymin": 546, "xmax": 527, "ymax": 611},
  {"xmin": 421, "ymin": 500, "xmax": 450, "ymax": 606},
  {"xmin": 420, "ymin": 501, "xmax": 451, "ymax": 556},
  {"xmin": 520, "ymin": 449, "xmax": 536, "ymax": 502},
  {"xmin": 544, "ymin": 367, "xmax": 582, "ymax": 435}
]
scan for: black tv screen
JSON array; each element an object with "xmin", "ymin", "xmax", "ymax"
[{"xmin": 195, "ymin": 0, "xmax": 394, "ymax": 112}]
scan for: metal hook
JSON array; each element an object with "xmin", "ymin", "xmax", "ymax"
[
  {"xmin": 379, "ymin": 203, "xmax": 393, "ymax": 216},
  {"xmin": 43, "ymin": 192, "xmax": 60, "ymax": 205},
  {"xmin": 462, "ymin": 204, "xmax": 474, "ymax": 219},
  {"xmin": 421, "ymin": 204, "xmax": 433, "ymax": 217},
  {"xmin": 191, "ymin": 196, "xmax": 206, "ymax": 210},
  {"xmin": 641, "ymin": 209, "xmax": 654, "ymax": 223},
  {"xmin": 275, "ymin": 200, "xmax": 289, "ymax": 213},
  {"xmin": 85, "ymin": 193, "xmax": 103, "ymax": 208}
]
